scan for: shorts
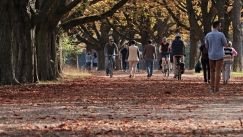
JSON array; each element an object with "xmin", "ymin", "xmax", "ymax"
[
  {"xmin": 93, "ymin": 63, "xmax": 97, "ymax": 67},
  {"xmin": 161, "ymin": 53, "xmax": 170, "ymax": 59}
]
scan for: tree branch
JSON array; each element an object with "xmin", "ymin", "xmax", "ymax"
[{"xmin": 61, "ymin": 0, "xmax": 129, "ymax": 30}]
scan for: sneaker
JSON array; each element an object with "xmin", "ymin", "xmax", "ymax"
[
  {"xmin": 129, "ymin": 75, "xmax": 132, "ymax": 78},
  {"xmin": 214, "ymin": 90, "xmax": 220, "ymax": 92},
  {"xmin": 210, "ymin": 89, "xmax": 214, "ymax": 92},
  {"xmin": 147, "ymin": 74, "xmax": 150, "ymax": 77},
  {"xmin": 173, "ymin": 74, "xmax": 177, "ymax": 78},
  {"xmin": 106, "ymin": 73, "xmax": 109, "ymax": 76},
  {"xmin": 225, "ymin": 80, "xmax": 228, "ymax": 84},
  {"xmin": 223, "ymin": 80, "xmax": 226, "ymax": 85}
]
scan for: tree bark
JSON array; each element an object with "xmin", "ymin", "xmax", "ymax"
[
  {"xmin": 232, "ymin": 0, "xmax": 242, "ymax": 72},
  {"xmin": 0, "ymin": 0, "xmax": 35, "ymax": 85},
  {"xmin": 188, "ymin": 30, "xmax": 199, "ymax": 70}
]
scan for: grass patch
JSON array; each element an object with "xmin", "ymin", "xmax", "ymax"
[{"xmin": 39, "ymin": 67, "xmax": 91, "ymax": 84}]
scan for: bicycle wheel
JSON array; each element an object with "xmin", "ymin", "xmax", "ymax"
[{"xmin": 109, "ymin": 60, "xmax": 113, "ymax": 78}]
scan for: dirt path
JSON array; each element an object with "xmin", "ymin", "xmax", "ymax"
[{"xmin": 0, "ymin": 70, "xmax": 243, "ymax": 136}]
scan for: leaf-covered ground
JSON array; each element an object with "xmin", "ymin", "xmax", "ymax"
[{"xmin": 0, "ymin": 70, "xmax": 243, "ymax": 136}]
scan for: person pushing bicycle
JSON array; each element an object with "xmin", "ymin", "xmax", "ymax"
[
  {"xmin": 159, "ymin": 37, "xmax": 171, "ymax": 73},
  {"xmin": 171, "ymin": 33, "xmax": 186, "ymax": 78},
  {"xmin": 104, "ymin": 38, "xmax": 118, "ymax": 76}
]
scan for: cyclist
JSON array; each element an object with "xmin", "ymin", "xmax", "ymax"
[
  {"xmin": 171, "ymin": 33, "xmax": 186, "ymax": 78},
  {"xmin": 159, "ymin": 37, "xmax": 170, "ymax": 73},
  {"xmin": 104, "ymin": 38, "xmax": 118, "ymax": 76}
]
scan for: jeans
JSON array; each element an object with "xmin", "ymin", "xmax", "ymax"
[
  {"xmin": 201, "ymin": 57, "xmax": 210, "ymax": 82},
  {"xmin": 209, "ymin": 58, "xmax": 224, "ymax": 91},
  {"xmin": 121, "ymin": 59, "xmax": 127, "ymax": 71},
  {"xmin": 86, "ymin": 62, "xmax": 91, "ymax": 71},
  {"xmin": 137, "ymin": 62, "xmax": 140, "ymax": 70},
  {"xmin": 145, "ymin": 59, "xmax": 154, "ymax": 76},
  {"xmin": 106, "ymin": 56, "xmax": 116, "ymax": 74},
  {"xmin": 222, "ymin": 61, "xmax": 231, "ymax": 81}
]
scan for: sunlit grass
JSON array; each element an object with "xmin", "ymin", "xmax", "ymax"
[{"xmin": 39, "ymin": 67, "xmax": 91, "ymax": 84}]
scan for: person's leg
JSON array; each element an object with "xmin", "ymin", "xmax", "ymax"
[
  {"xmin": 129, "ymin": 61, "xmax": 133, "ymax": 77},
  {"xmin": 105, "ymin": 56, "xmax": 110, "ymax": 74},
  {"xmin": 146, "ymin": 59, "xmax": 150, "ymax": 76},
  {"xmin": 215, "ymin": 58, "xmax": 224, "ymax": 91},
  {"xmin": 150, "ymin": 59, "xmax": 154, "ymax": 76},
  {"xmin": 225, "ymin": 62, "xmax": 231, "ymax": 82},
  {"xmin": 161, "ymin": 57, "xmax": 165, "ymax": 72},
  {"xmin": 112, "ymin": 56, "xmax": 116, "ymax": 69},
  {"xmin": 222, "ymin": 62, "xmax": 226, "ymax": 83},
  {"xmin": 173, "ymin": 56, "xmax": 177, "ymax": 76},
  {"xmin": 209, "ymin": 59, "xmax": 216, "ymax": 90},
  {"xmin": 206, "ymin": 59, "xmax": 210, "ymax": 82},
  {"xmin": 201, "ymin": 58, "xmax": 207, "ymax": 82},
  {"xmin": 132, "ymin": 61, "xmax": 137, "ymax": 77}
]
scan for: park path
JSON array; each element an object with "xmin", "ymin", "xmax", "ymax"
[{"xmin": 0, "ymin": 70, "xmax": 243, "ymax": 136}]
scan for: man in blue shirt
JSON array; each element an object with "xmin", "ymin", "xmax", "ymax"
[{"xmin": 205, "ymin": 21, "xmax": 227, "ymax": 92}]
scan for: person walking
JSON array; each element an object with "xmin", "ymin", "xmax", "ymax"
[
  {"xmin": 104, "ymin": 38, "xmax": 118, "ymax": 76},
  {"xmin": 205, "ymin": 21, "xmax": 227, "ymax": 92},
  {"xmin": 222, "ymin": 40, "xmax": 233, "ymax": 85},
  {"xmin": 92, "ymin": 53, "xmax": 98, "ymax": 71},
  {"xmin": 126, "ymin": 40, "xmax": 140, "ymax": 78},
  {"xmin": 171, "ymin": 33, "xmax": 186, "ymax": 78},
  {"xmin": 85, "ymin": 51, "xmax": 93, "ymax": 71},
  {"xmin": 120, "ymin": 44, "xmax": 128, "ymax": 72},
  {"xmin": 198, "ymin": 38, "xmax": 210, "ymax": 84},
  {"xmin": 143, "ymin": 39, "xmax": 157, "ymax": 77}
]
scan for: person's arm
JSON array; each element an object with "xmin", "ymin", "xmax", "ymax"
[
  {"xmin": 137, "ymin": 48, "xmax": 140, "ymax": 59},
  {"xmin": 125, "ymin": 47, "xmax": 129, "ymax": 61},
  {"xmin": 159, "ymin": 45, "xmax": 162, "ymax": 53}
]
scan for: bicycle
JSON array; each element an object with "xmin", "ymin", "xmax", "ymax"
[
  {"xmin": 174, "ymin": 55, "xmax": 185, "ymax": 80},
  {"xmin": 107, "ymin": 55, "xmax": 115, "ymax": 78}
]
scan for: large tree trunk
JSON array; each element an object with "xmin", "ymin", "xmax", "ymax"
[
  {"xmin": 97, "ymin": 49, "xmax": 105, "ymax": 70},
  {"xmin": 232, "ymin": 0, "xmax": 242, "ymax": 72},
  {"xmin": 188, "ymin": 31, "xmax": 199, "ymax": 70},
  {"xmin": 0, "ymin": 0, "xmax": 35, "ymax": 85}
]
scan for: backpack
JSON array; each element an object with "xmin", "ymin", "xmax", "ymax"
[
  {"xmin": 202, "ymin": 47, "xmax": 208, "ymax": 58},
  {"xmin": 195, "ymin": 61, "xmax": 201, "ymax": 73}
]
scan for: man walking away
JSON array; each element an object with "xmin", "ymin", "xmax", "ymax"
[
  {"xmin": 120, "ymin": 44, "xmax": 128, "ymax": 72},
  {"xmin": 205, "ymin": 21, "xmax": 227, "ymax": 92},
  {"xmin": 171, "ymin": 33, "xmax": 186, "ymax": 78},
  {"xmin": 143, "ymin": 39, "xmax": 157, "ymax": 77}
]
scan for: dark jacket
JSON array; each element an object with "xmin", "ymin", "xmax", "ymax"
[{"xmin": 171, "ymin": 38, "xmax": 185, "ymax": 55}]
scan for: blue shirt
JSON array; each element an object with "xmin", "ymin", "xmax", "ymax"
[
  {"xmin": 86, "ymin": 55, "xmax": 93, "ymax": 63},
  {"xmin": 205, "ymin": 30, "xmax": 227, "ymax": 60}
]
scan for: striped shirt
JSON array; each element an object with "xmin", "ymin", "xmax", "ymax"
[{"xmin": 223, "ymin": 47, "xmax": 232, "ymax": 62}]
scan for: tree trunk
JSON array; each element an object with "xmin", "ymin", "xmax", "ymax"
[
  {"xmin": 97, "ymin": 49, "xmax": 105, "ymax": 70},
  {"xmin": 232, "ymin": 0, "xmax": 242, "ymax": 72},
  {"xmin": 188, "ymin": 31, "xmax": 199, "ymax": 70},
  {"xmin": 0, "ymin": 0, "xmax": 35, "ymax": 85}
]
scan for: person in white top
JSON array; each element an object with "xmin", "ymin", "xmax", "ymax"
[{"xmin": 126, "ymin": 40, "xmax": 140, "ymax": 78}]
